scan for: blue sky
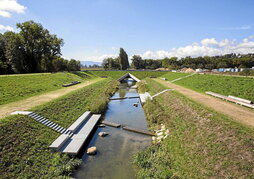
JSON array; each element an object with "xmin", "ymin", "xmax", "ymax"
[{"xmin": 0, "ymin": 0, "xmax": 254, "ymax": 62}]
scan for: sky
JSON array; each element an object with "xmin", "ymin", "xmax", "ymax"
[{"xmin": 0, "ymin": 0, "xmax": 254, "ymax": 62}]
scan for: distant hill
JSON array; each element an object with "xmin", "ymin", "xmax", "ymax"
[{"xmin": 81, "ymin": 61, "xmax": 102, "ymax": 66}]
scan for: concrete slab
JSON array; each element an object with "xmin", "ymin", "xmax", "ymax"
[
  {"xmin": 11, "ymin": 111, "xmax": 33, "ymax": 115},
  {"xmin": 49, "ymin": 134, "xmax": 70, "ymax": 150},
  {"xmin": 139, "ymin": 92, "xmax": 152, "ymax": 104},
  {"xmin": 67, "ymin": 111, "xmax": 91, "ymax": 132},
  {"xmin": 62, "ymin": 114, "xmax": 101, "ymax": 155}
]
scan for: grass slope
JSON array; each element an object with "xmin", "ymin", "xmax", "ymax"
[
  {"xmin": 0, "ymin": 72, "xmax": 93, "ymax": 105},
  {"xmin": 134, "ymin": 78, "xmax": 254, "ymax": 178},
  {"xmin": 174, "ymin": 73, "xmax": 254, "ymax": 102},
  {"xmin": 0, "ymin": 79, "xmax": 119, "ymax": 178},
  {"xmin": 161, "ymin": 72, "xmax": 191, "ymax": 81},
  {"xmin": 87, "ymin": 70, "xmax": 168, "ymax": 79}
]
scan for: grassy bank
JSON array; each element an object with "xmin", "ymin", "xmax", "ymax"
[
  {"xmin": 0, "ymin": 78, "xmax": 119, "ymax": 178},
  {"xmin": 174, "ymin": 73, "xmax": 254, "ymax": 102},
  {"xmin": 0, "ymin": 72, "xmax": 93, "ymax": 105},
  {"xmin": 134, "ymin": 78, "xmax": 254, "ymax": 178},
  {"xmin": 161, "ymin": 72, "xmax": 191, "ymax": 81},
  {"xmin": 87, "ymin": 70, "xmax": 168, "ymax": 79}
]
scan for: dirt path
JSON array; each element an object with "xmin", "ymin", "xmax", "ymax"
[
  {"xmin": 0, "ymin": 78, "xmax": 103, "ymax": 119},
  {"xmin": 154, "ymin": 79, "xmax": 254, "ymax": 127}
]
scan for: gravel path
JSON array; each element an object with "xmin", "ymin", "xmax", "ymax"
[
  {"xmin": 0, "ymin": 78, "xmax": 103, "ymax": 119},
  {"xmin": 155, "ymin": 78, "xmax": 254, "ymax": 127}
]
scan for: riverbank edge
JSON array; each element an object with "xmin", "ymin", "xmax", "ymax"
[
  {"xmin": 133, "ymin": 78, "xmax": 254, "ymax": 178},
  {"xmin": 0, "ymin": 79, "xmax": 119, "ymax": 178}
]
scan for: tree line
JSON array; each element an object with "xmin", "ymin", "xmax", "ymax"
[
  {"xmin": 103, "ymin": 52, "xmax": 254, "ymax": 70},
  {"xmin": 0, "ymin": 21, "xmax": 80, "ymax": 74},
  {"xmin": 102, "ymin": 48, "xmax": 130, "ymax": 70}
]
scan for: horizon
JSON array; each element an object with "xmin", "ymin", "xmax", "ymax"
[{"xmin": 0, "ymin": 0, "xmax": 254, "ymax": 62}]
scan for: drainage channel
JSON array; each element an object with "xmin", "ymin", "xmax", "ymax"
[{"xmin": 72, "ymin": 78, "xmax": 151, "ymax": 179}]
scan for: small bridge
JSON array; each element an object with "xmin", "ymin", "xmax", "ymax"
[{"xmin": 117, "ymin": 73, "xmax": 141, "ymax": 82}]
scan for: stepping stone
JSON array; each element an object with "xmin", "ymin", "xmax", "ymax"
[
  {"xmin": 98, "ymin": 132, "xmax": 108, "ymax": 137},
  {"xmin": 86, "ymin": 146, "xmax": 97, "ymax": 155}
]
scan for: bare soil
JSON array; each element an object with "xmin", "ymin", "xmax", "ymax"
[
  {"xmin": 0, "ymin": 78, "xmax": 102, "ymax": 119},
  {"xmin": 155, "ymin": 78, "xmax": 254, "ymax": 127}
]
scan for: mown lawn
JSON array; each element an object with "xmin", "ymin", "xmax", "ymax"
[
  {"xmin": 87, "ymin": 70, "xmax": 168, "ymax": 79},
  {"xmin": 174, "ymin": 73, "xmax": 254, "ymax": 102},
  {"xmin": 134, "ymin": 78, "xmax": 254, "ymax": 178},
  {"xmin": 0, "ymin": 72, "xmax": 93, "ymax": 105},
  {"xmin": 161, "ymin": 72, "xmax": 192, "ymax": 81},
  {"xmin": 0, "ymin": 78, "xmax": 119, "ymax": 178}
]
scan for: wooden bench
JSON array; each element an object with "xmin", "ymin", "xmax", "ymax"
[{"xmin": 62, "ymin": 81, "xmax": 81, "ymax": 87}]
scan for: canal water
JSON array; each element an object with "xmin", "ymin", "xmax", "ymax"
[{"xmin": 72, "ymin": 79, "xmax": 151, "ymax": 179}]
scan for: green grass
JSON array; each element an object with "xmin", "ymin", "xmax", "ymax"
[
  {"xmin": 161, "ymin": 72, "xmax": 192, "ymax": 81},
  {"xmin": 87, "ymin": 70, "xmax": 168, "ymax": 80},
  {"xmin": 134, "ymin": 78, "xmax": 254, "ymax": 178},
  {"xmin": 0, "ymin": 72, "xmax": 94, "ymax": 105},
  {"xmin": 174, "ymin": 73, "xmax": 254, "ymax": 102},
  {"xmin": 0, "ymin": 78, "xmax": 119, "ymax": 178}
]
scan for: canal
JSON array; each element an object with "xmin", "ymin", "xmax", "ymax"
[{"xmin": 72, "ymin": 78, "xmax": 151, "ymax": 179}]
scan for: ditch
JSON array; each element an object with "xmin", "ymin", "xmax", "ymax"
[{"xmin": 72, "ymin": 78, "xmax": 151, "ymax": 178}]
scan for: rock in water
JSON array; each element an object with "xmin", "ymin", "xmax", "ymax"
[
  {"xmin": 98, "ymin": 124, "xmax": 106, "ymax": 127},
  {"xmin": 98, "ymin": 132, "xmax": 108, "ymax": 137},
  {"xmin": 133, "ymin": 103, "xmax": 138, "ymax": 107},
  {"xmin": 87, "ymin": 147, "xmax": 97, "ymax": 155}
]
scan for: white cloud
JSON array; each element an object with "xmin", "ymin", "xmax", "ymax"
[
  {"xmin": 0, "ymin": 24, "xmax": 14, "ymax": 32},
  {"xmin": 140, "ymin": 36, "xmax": 254, "ymax": 59},
  {"xmin": 201, "ymin": 38, "xmax": 218, "ymax": 46},
  {"xmin": 111, "ymin": 47, "xmax": 118, "ymax": 50},
  {"xmin": 0, "ymin": 0, "xmax": 26, "ymax": 18},
  {"xmin": 81, "ymin": 36, "xmax": 254, "ymax": 62},
  {"xmin": 0, "ymin": 10, "xmax": 11, "ymax": 17},
  {"xmin": 86, "ymin": 54, "xmax": 118, "ymax": 62}
]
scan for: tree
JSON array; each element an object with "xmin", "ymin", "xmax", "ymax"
[
  {"xmin": 16, "ymin": 20, "xmax": 63, "ymax": 72},
  {"xmin": 131, "ymin": 55, "xmax": 144, "ymax": 69},
  {"xmin": 52, "ymin": 57, "xmax": 68, "ymax": 71},
  {"xmin": 3, "ymin": 32, "xmax": 26, "ymax": 73},
  {"xmin": 119, "ymin": 48, "xmax": 129, "ymax": 70},
  {"xmin": 67, "ymin": 59, "xmax": 80, "ymax": 71},
  {"xmin": 102, "ymin": 57, "xmax": 120, "ymax": 70}
]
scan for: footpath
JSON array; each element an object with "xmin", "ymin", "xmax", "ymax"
[
  {"xmin": 155, "ymin": 78, "xmax": 254, "ymax": 128},
  {"xmin": 0, "ymin": 78, "xmax": 103, "ymax": 119}
]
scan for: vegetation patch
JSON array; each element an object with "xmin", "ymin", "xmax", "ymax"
[
  {"xmin": 174, "ymin": 74, "xmax": 254, "ymax": 102},
  {"xmin": 134, "ymin": 78, "xmax": 254, "ymax": 178},
  {"xmin": 0, "ymin": 72, "xmax": 93, "ymax": 105},
  {"xmin": 0, "ymin": 79, "xmax": 118, "ymax": 178}
]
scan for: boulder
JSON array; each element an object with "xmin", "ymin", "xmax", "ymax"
[
  {"xmin": 98, "ymin": 132, "xmax": 108, "ymax": 137},
  {"xmin": 87, "ymin": 147, "xmax": 97, "ymax": 155},
  {"xmin": 157, "ymin": 132, "xmax": 164, "ymax": 136},
  {"xmin": 157, "ymin": 136, "xmax": 163, "ymax": 140}
]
